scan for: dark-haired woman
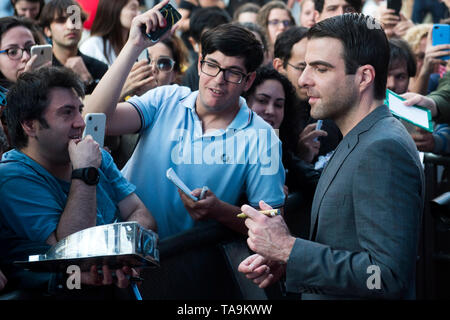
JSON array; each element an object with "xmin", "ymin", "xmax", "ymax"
[{"xmin": 80, "ymin": 0, "xmax": 140, "ymax": 66}]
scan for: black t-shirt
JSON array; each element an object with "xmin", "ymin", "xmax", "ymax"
[
  {"xmin": 52, "ymin": 51, "xmax": 108, "ymax": 94},
  {"xmin": 181, "ymin": 62, "xmax": 199, "ymax": 92}
]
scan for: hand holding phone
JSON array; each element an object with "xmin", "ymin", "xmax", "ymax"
[
  {"xmin": 83, "ymin": 113, "xmax": 106, "ymax": 147},
  {"xmin": 141, "ymin": 3, "xmax": 181, "ymax": 42},
  {"xmin": 432, "ymin": 24, "xmax": 450, "ymax": 61},
  {"xmin": 387, "ymin": 0, "xmax": 402, "ymax": 16},
  {"xmin": 30, "ymin": 44, "xmax": 52, "ymax": 69}
]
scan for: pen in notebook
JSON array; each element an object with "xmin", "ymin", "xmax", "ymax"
[{"xmin": 236, "ymin": 209, "xmax": 281, "ymax": 219}]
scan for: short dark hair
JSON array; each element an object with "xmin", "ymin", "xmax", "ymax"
[
  {"xmin": 5, "ymin": 67, "xmax": 84, "ymax": 149},
  {"xmin": 274, "ymin": 26, "xmax": 308, "ymax": 67},
  {"xmin": 389, "ymin": 38, "xmax": 417, "ymax": 78},
  {"xmin": 307, "ymin": 13, "xmax": 389, "ymax": 100},
  {"xmin": 313, "ymin": 0, "xmax": 362, "ymax": 13},
  {"xmin": 189, "ymin": 7, "xmax": 231, "ymax": 43},
  {"xmin": 240, "ymin": 22, "xmax": 268, "ymax": 55},
  {"xmin": 39, "ymin": 0, "xmax": 88, "ymax": 30},
  {"xmin": 201, "ymin": 23, "xmax": 264, "ymax": 73},
  {"xmin": 233, "ymin": 2, "xmax": 261, "ymax": 21}
]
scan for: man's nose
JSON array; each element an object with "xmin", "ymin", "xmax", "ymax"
[
  {"xmin": 74, "ymin": 112, "xmax": 85, "ymax": 129},
  {"xmin": 298, "ymin": 66, "xmax": 311, "ymax": 88}
]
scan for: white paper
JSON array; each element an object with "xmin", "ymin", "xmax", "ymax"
[
  {"xmin": 388, "ymin": 92, "xmax": 430, "ymax": 129},
  {"xmin": 166, "ymin": 168, "xmax": 198, "ymax": 201}
]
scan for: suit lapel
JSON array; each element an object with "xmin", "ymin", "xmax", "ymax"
[
  {"xmin": 309, "ymin": 134, "xmax": 359, "ymax": 240},
  {"xmin": 309, "ymin": 106, "xmax": 392, "ymax": 240}
]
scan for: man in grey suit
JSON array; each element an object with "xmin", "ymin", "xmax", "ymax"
[{"xmin": 238, "ymin": 13, "xmax": 424, "ymax": 299}]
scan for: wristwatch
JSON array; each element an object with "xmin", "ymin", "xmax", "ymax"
[{"xmin": 71, "ymin": 167, "xmax": 100, "ymax": 185}]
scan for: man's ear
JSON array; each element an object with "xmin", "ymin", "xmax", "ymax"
[
  {"xmin": 313, "ymin": 10, "xmax": 321, "ymax": 23},
  {"xmin": 197, "ymin": 54, "xmax": 203, "ymax": 76},
  {"xmin": 357, "ymin": 64, "xmax": 376, "ymax": 94},
  {"xmin": 273, "ymin": 58, "xmax": 286, "ymax": 74},
  {"xmin": 188, "ymin": 36, "xmax": 200, "ymax": 53},
  {"xmin": 43, "ymin": 26, "xmax": 52, "ymax": 39},
  {"xmin": 243, "ymin": 71, "xmax": 256, "ymax": 92},
  {"xmin": 21, "ymin": 119, "xmax": 37, "ymax": 138}
]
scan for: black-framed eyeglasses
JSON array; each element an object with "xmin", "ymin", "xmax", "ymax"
[
  {"xmin": 200, "ymin": 60, "xmax": 248, "ymax": 84},
  {"xmin": 267, "ymin": 19, "xmax": 292, "ymax": 27},
  {"xmin": 0, "ymin": 46, "xmax": 33, "ymax": 60},
  {"xmin": 286, "ymin": 62, "xmax": 306, "ymax": 72},
  {"xmin": 146, "ymin": 52, "xmax": 175, "ymax": 72}
]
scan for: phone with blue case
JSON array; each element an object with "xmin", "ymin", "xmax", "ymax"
[{"xmin": 432, "ymin": 24, "xmax": 450, "ymax": 61}]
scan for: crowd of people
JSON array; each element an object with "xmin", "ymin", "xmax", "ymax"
[{"xmin": 0, "ymin": 0, "xmax": 449, "ymax": 300}]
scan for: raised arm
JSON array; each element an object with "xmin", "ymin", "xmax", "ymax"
[{"xmin": 84, "ymin": 0, "xmax": 173, "ymax": 136}]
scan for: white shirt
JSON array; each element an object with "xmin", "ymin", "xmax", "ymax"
[{"xmin": 80, "ymin": 36, "xmax": 116, "ymax": 66}]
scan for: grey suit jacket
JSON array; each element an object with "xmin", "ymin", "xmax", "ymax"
[{"xmin": 285, "ymin": 105, "xmax": 424, "ymax": 299}]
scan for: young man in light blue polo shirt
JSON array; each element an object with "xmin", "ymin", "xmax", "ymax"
[{"xmin": 85, "ymin": 0, "xmax": 285, "ymax": 239}]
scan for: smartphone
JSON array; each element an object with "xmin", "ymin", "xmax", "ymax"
[
  {"xmin": 387, "ymin": 0, "xmax": 402, "ymax": 16},
  {"xmin": 141, "ymin": 3, "xmax": 181, "ymax": 42},
  {"xmin": 83, "ymin": 113, "xmax": 106, "ymax": 147},
  {"xmin": 432, "ymin": 24, "xmax": 450, "ymax": 61},
  {"xmin": 30, "ymin": 44, "xmax": 52, "ymax": 68},
  {"xmin": 166, "ymin": 167, "xmax": 198, "ymax": 201}
]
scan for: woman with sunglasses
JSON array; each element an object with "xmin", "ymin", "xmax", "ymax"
[{"xmin": 256, "ymin": 1, "xmax": 295, "ymax": 61}]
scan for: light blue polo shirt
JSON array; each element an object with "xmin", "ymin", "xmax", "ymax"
[{"xmin": 123, "ymin": 84, "xmax": 285, "ymax": 239}]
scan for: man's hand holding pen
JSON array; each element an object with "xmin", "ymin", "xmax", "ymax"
[
  {"xmin": 238, "ymin": 200, "xmax": 295, "ymax": 288},
  {"xmin": 241, "ymin": 200, "xmax": 295, "ymax": 264}
]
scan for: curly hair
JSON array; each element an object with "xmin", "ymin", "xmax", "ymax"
[
  {"xmin": 403, "ymin": 23, "xmax": 433, "ymax": 53},
  {"xmin": 243, "ymin": 65, "xmax": 298, "ymax": 150}
]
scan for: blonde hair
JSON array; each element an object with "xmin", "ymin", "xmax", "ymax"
[{"xmin": 403, "ymin": 23, "xmax": 432, "ymax": 52}]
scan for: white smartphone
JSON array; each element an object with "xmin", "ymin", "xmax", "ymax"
[
  {"xmin": 30, "ymin": 44, "xmax": 52, "ymax": 68},
  {"xmin": 83, "ymin": 113, "xmax": 106, "ymax": 147},
  {"xmin": 166, "ymin": 167, "xmax": 198, "ymax": 201}
]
